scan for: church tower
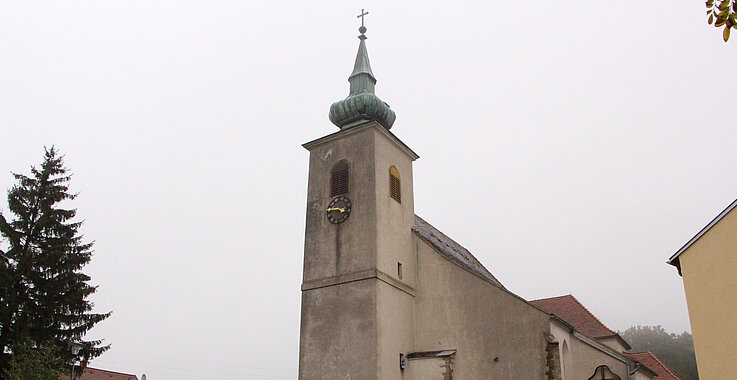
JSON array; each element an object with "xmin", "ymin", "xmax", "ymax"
[{"xmin": 299, "ymin": 19, "xmax": 419, "ymax": 380}]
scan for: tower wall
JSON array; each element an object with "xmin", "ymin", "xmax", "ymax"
[
  {"xmin": 302, "ymin": 125, "xmax": 377, "ymax": 282},
  {"xmin": 299, "ymin": 122, "xmax": 418, "ymax": 380}
]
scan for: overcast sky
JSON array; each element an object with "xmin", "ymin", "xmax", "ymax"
[{"xmin": 2, "ymin": 1, "xmax": 736, "ymax": 379}]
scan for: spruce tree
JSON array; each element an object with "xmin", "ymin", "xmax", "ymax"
[{"xmin": 0, "ymin": 147, "xmax": 110, "ymax": 376}]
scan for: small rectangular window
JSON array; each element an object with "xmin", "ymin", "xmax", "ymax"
[{"xmin": 397, "ymin": 262, "xmax": 403, "ymax": 279}]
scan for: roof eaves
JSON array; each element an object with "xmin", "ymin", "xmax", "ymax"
[
  {"xmin": 667, "ymin": 197, "xmax": 737, "ymax": 271},
  {"xmin": 548, "ymin": 313, "xmax": 575, "ymax": 332},
  {"xmin": 623, "ymin": 351, "xmax": 682, "ymax": 380}
]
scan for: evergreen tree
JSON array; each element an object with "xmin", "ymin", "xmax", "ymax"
[
  {"xmin": 0, "ymin": 147, "xmax": 110, "ymax": 376},
  {"xmin": 3, "ymin": 338, "xmax": 65, "ymax": 380}
]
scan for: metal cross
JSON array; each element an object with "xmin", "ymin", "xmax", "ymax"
[{"xmin": 357, "ymin": 9, "xmax": 369, "ymax": 26}]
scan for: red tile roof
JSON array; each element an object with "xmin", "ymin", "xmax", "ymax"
[
  {"xmin": 623, "ymin": 351, "xmax": 682, "ymax": 380},
  {"xmin": 529, "ymin": 294, "xmax": 630, "ymax": 349},
  {"xmin": 73, "ymin": 367, "xmax": 139, "ymax": 380}
]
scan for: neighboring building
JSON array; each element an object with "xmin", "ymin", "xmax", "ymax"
[
  {"xmin": 297, "ymin": 22, "xmax": 663, "ymax": 380},
  {"xmin": 67, "ymin": 367, "xmax": 139, "ymax": 380},
  {"xmin": 530, "ymin": 295, "xmax": 655, "ymax": 380},
  {"xmin": 622, "ymin": 352, "xmax": 682, "ymax": 380},
  {"xmin": 667, "ymin": 197, "xmax": 737, "ymax": 379}
]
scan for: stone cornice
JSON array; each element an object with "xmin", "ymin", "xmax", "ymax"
[
  {"xmin": 302, "ymin": 121, "xmax": 419, "ymax": 161},
  {"xmin": 301, "ymin": 267, "xmax": 416, "ymax": 297}
]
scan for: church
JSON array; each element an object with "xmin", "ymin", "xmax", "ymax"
[{"xmin": 298, "ymin": 18, "xmax": 673, "ymax": 380}]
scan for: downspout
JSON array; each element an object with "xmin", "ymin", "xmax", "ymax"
[{"xmin": 629, "ymin": 362, "xmax": 641, "ymax": 377}]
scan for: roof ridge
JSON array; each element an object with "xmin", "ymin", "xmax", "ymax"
[{"xmin": 531, "ymin": 294, "xmax": 573, "ymax": 302}]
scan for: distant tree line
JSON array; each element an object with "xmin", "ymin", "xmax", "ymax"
[{"xmin": 620, "ymin": 325, "xmax": 698, "ymax": 380}]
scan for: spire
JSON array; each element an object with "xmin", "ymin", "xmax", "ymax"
[
  {"xmin": 348, "ymin": 26, "xmax": 376, "ymax": 95},
  {"xmin": 329, "ymin": 13, "xmax": 396, "ymax": 130}
]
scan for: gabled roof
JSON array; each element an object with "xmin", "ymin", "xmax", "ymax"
[
  {"xmin": 74, "ymin": 367, "xmax": 139, "ymax": 380},
  {"xmin": 529, "ymin": 294, "xmax": 631, "ymax": 350},
  {"xmin": 413, "ymin": 215, "xmax": 504, "ymax": 289},
  {"xmin": 667, "ymin": 197, "xmax": 737, "ymax": 275},
  {"xmin": 622, "ymin": 351, "xmax": 682, "ymax": 380}
]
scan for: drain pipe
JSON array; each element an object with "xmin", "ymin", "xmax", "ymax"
[{"xmin": 629, "ymin": 362, "xmax": 641, "ymax": 378}]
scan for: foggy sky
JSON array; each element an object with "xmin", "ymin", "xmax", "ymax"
[{"xmin": 2, "ymin": 1, "xmax": 736, "ymax": 379}]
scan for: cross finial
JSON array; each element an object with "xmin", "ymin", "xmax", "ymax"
[{"xmin": 357, "ymin": 9, "xmax": 369, "ymax": 27}]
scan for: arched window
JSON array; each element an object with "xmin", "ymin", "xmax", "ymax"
[
  {"xmin": 389, "ymin": 166, "xmax": 401, "ymax": 203},
  {"xmin": 331, "ymin": 161, "xmax": 349, "ymax": 197},
  {"xmin": 561, "ymin": 340, "xmax": 571, "ymax": 380}
]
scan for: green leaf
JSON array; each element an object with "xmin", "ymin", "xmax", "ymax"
[
  {"xmin": 710, "ymin": 13, "xmax": 715, "ymax": 24},
  {"xmin": 716, "ymin": 18, "xmax": 727, "ymax": 27},
  {"xmin": 724, "ymin": 24, "xmax": 731, "ymax": 41}
]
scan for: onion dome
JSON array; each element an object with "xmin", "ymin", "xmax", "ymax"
[{"xmin": 329, "ymin": 26, "xmax": 396, "ymax": 130}]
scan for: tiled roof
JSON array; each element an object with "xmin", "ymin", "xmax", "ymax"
[
  {"xmin": 413, "ymin": 215, "xmax": 504, "ymax": 288},
  {"xmin": 73, "ymin": 367, "xmax": 139, "ymax": 380},
  {"xmin": 623, "ymin": 351, "xmax": 682, "ymax": 380},
  {"xmin": 529, "ymin": 294, "xmax": 630, "ymax": 349}
]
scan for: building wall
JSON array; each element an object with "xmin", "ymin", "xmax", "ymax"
[
  {"xmin": 302, "ymin": 126, "xmax": 378, "ymax": 282},
  {"xmin": 376, "ymin": 280, "xmax": 415, "ymax": 379},
  {"xmin": 406, "ymin": 357, "xmax": 447, "ymax": 379},
  {"xmin": 679, "ymin": 207, "xmax": 737, "ymax": 380},
  {"xmin": 300, "ymin": 123, "xmax": 418, "ymax": 380},
  {"xmin": 631, "ymin": 370, "xmax": 653, "ymax": 380},
  {"xmin": 298, "ymin": 279, "xmax": 378, "ymax": 380},
  {"xmin": 373, "ymin": 125, "xmax": 417, "ymax": 289},
  {"xmin": 548, "ymin": 322, "xmax": 629, "ymax": 380},
  {"xmin": 568, "ymin": 334, "xmax": 628, "ymax": 380},
  {"xmin": 413, "ymin": 236, "xmax": 550, "ymax": 379},
  {"xmin": 597, "ymin": 337, "xmax": 627, "ymax": 353}
]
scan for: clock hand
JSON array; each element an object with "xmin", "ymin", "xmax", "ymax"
[{"xmin": 327, "ymin": 207, "xmax": 346, "ymax": 213}]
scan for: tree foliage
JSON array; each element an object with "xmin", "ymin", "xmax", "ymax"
[
  {"xmin": 3, "ymin": 338, "xmax": 65, "ymax": 380},
  {"xmin": 0, "ymin": 147, "xmax": 110, "ymax": 377},
  {"xmin": 706, "ymin": 0, "xmax": 736, "ymax": 42},
  {"xmin": 621, "ymin": 325, "xmax": 698, "ymax": 380}
]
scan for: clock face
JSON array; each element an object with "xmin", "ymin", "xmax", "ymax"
[{"xmin": 326, "ymin": 195, "xmax": 352, "ymax": 224}]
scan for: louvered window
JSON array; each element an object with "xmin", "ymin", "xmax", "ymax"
[
  {"xmin": 389, "ymin": 166, "xmax": 401, "ymax": 203},
  {"xmin": 331, "ymin": 161, "xmax": 349, "ymax": 197}
]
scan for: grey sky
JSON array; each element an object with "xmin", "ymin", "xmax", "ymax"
[{"xmin": 2, "ymin": 1, "xmax": 735, "ymax": 379}]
